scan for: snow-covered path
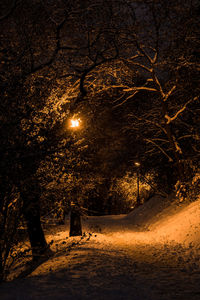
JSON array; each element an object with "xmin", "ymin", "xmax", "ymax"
[
  {"xmin": 1, "ymin": 234, "xmax": 200, "ymax": 300},
  {"xmin": 1, "ymin": 196, "xmax": 200, "ymax": 300}
]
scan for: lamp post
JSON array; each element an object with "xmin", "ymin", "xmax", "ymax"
[
  {"xmin": 134, "ymin": 161, "xmax": 141, "ymax": 207},
  {"xmin": 68, "ymin": 117, "xmax": 82, "ymax": 236}
]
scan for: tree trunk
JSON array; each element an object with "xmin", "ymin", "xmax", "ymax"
[
  {"xmin": 165, "ymin": 123, "xmax": 184, "ymax": 181},
  {"xmin": 0, "ymin": 250, "xmax": 3, "ymax": 282},
  {"xmin": 23, "ymin": 204, "xmax": 48, "ymax": 259},
  {"xmin": 21, "ymin": 181, "xmax": 48, "ymax": 260}
]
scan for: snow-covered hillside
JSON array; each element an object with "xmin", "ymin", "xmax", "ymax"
[
  {"xmin": 85, "ymin": 194, "xmax": 200, "ymax": 246},
  {"xmin": 0, "ymin": 195, "xmax": 200, "ymax": 300}
]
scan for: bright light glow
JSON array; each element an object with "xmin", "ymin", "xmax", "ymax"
[
  {"xmin": 70, "ymin": 118, "xmax": 81, "ymax": 128},
  {"xmin": 134, "ymin": 162, "xmax": 140, "ymax": 167}
]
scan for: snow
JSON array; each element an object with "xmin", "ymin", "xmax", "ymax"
[{"xmin": 1, "ymin": 195, "xmax": 200, "ymax": 299}]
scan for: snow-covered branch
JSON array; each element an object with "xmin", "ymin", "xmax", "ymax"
[
  {"xmin": 165, "ymin": 97, "xmax": 198, "ymax": 124},
  {"xmin": 145, "ymin": 139, "xmax": 173, "ymax": 162},
  {"xmin": 150, "ymin": 69, "xmax": 165, "ymax": 98},
  {"xmin": 113, "ymin": 91, "xmax": 138, "ymax": 108},
  {"xmin": 123, "ymin": 87, "xmax": 157, "ymax": 92},
  {"xmin": 163, "ymin": 85, "xmax": 176, "ymax": 102}
]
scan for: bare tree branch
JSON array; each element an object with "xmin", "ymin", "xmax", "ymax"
[
  {"xmin": 113, "ymin": 91, "xmax": 138, "ymax": 108},
  {"xmin": 145, "ymin": 138, "xmax": 173, "ymax": 162},
  {"xmin": 0, "ymin": 0, "xmax": 16, "ymax": 21}
]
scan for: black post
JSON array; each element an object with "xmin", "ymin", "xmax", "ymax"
[{"xmin": 69, "ymin": 204, "xmax": 82, "ymax": 236}]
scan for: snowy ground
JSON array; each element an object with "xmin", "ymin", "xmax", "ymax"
[{"xmin": 1, "ymin": 195, "xmax": 200, "ymax": 300}]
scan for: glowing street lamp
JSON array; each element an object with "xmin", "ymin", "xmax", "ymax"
[
  {"xmin": 134, "ymin": 161, "xmax": 141, "ymax": 206},
  {"xmin": 70, "ymin": 118, "xmax": 81, "ymax": 128}
]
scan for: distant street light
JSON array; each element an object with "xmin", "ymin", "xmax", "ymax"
[
  {"xmin": 135, "ymin": 162, "xmax": 140, "ymax": 167},
  {"xmin": 134, "ymin": 161, "xmax": 141, "ymax": 207}
]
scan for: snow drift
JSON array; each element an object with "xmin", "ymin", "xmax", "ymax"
[{"xmin": 85, "ymin": 194, "xmax": 200, "ymax": 247}]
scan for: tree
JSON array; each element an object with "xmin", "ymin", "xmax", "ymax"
[
  {"xmin": 0, "ymin": 0, "xmax": 76, "ymax": 269},
  {"xmin": 0, "ymin": 0, "xmax": 137, "ymax": 276},
  {"xmin": 75, "ymin": 0, "xmax": 199, "ymax": 189}
]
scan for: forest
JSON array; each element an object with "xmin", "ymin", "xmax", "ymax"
[{"xmin": 0, "ymin": 0, "xmax": 199, "ymax": 283}]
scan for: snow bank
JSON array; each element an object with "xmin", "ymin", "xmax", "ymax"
[
  {"xmin": 122, "ymin": 195, "xmax": 200, "ymax": 246},
  {"xmin": 85, "ymin": 194, "xmax": 200, "ymax": 247},
  {"xmin": 124, "ymin": 194, "xmax": 174, "ymax": 227},
  {"xmin": 150, "ymin": 197, "xmax": 200, "ymax": 245},
  {"xmin": 1, "ymin": 195, "xmax": 200, "ymax": 300}
]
